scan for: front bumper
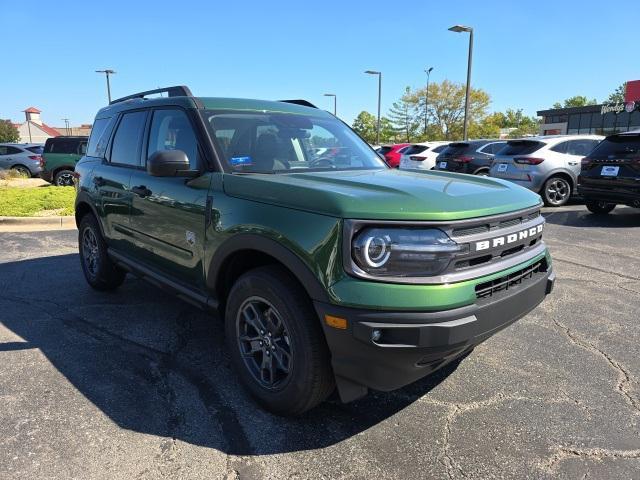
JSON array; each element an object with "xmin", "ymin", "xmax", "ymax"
[{"xmin": 315, "ymin": 265, "xmax": 555, "ymax": 401}]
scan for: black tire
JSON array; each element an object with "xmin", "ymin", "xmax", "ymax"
[
  {"xmin": 11, "ymin": 165, "xmax": 31, "ymax": 178},
  {"xmin": 78, "ymin": 214, "xmax": 126, "ymax": 291},
  {"xmin": 474, "ymin": 169, "xmax": 489, "ymax": 176},
  {"xmin": 225, "ymin": 266, "xmax": 334, "ymax": 415},
  {"xmin": 54, "ymin": 169, "xmax": 75, "ymax": 186},
  {"xmin": 542, "ymin": 176, "xmax": 572, "ymax": 207},
  {"xmin": 585, "ymin": 200, "xmax": 616, "ymax": 215}
]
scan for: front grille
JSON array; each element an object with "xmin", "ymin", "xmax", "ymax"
[
  {"xmin": 475, "ymin": 259, "xmax": 547, "ymax": 300},
  {"xmin": 452, "ymin": 209, "xmax": 540, "ymax": 237}
]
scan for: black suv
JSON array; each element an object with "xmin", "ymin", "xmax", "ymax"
[
  {"xmin": 434, "ymin": 140, "xmax": 507, "ymax": 176},
  {"xmin": 578, "ymin": 130, "xmax": 640, "ymax": 214}
]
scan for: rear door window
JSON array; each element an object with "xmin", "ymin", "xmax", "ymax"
[
  {"xmin": 109, "ymin": 111, "xmax": 148, "ymax": 167},
  {"xmin": 501, "ymin": 140, "xmax": 544, "ymax": 156},
  {"xmin": 441, "ymin": 143, "xmax": 471, "ymax": 156},
  {"xmin": 589, "ymin": 135, "xmax": 640, "ymax": 159},
  {"xmin": 0, "ymin": 146, "xmax": 23, "ymax": 155},
  {"xmin": 566, "ymin": 139, "xmax": 599, "ymax": 156}
]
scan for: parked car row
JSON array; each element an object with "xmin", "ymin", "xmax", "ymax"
[
  {"xmin": 380, "ymin": 133, "xmax": 610, "ymax": 207},
  {"xmin": 0, "ymin": 136, "xmax": 88, "ymax": 185}
]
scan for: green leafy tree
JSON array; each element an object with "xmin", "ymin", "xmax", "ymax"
[
  {"xmin": 0, "ymin": 120, "xmax": 20, "ymax": 143},
  {"xmin": 409, "ymin": 80, "xmax": 492, "ymax": 140},
  {"xmin": 552, "ymin": 95, "xmax": 597, "ymax": 109},
  {"xmin": 387, "ymin": 87, "xmax": 421, "ymax": 142},
  {"xmin": 607, "ymin": 83, "xmax": 627, "ymax": 103},
  {"xmin": 352, "ymin": 111, "xmax": 378, "ymax": 144}
]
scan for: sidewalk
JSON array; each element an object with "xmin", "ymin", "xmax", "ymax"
[{"xmin": 0, "ymin": 216, "xmax": 76, "ymax": 232}]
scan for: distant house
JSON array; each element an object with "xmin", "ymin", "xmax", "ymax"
[{"xmin": 15, "ymin": 107, "xmax": 61, "ymax": 144}]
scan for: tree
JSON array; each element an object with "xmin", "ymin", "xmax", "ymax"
[
  {"xmin": 352, "ymin": 111, "xmax": 378, "ymax": 144},
  {"xmin": 387, "ymin": 87, "xmax": 421, "ymax": 143},
  {"xmin": 408, "ymin": 80, "xmax": 492, "ymax": 140},
  {"xmin": 352, "ymin": 111, "xmax": 396, "ymax": 144},
  {"xmin": 607, "ymin": 83, "xmax": 627, "ymax": 103},
  {"xmin": 487, "ymin": 108, "xmax": 539, "ymax": 137},
  {"xmin": 552, "ymin": 95, "xmax": 597, "ymax": 109},
  {"xmin": 0, "ymin": 120, "xmax": 20, "ymax": 143}
]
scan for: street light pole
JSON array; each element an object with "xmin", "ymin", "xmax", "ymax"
[
  {"xmin": 323, "ymin": 93, "xmax": 337, "ymax": 116},
  {"xmin": 365, "ymin": 70, "xmax": 382, "ymax": 144},
  {"xmin": 448, "ymin": 25, "xmax": 473, "ymax": 140},
  {"xmin": 424, "ymin": 67, "xmax": 433, "ymax": 136},
  {"xmin": 62, "ymin": 118, "xmax": 70, "ymax": 135},
  {"xmin": 95, "ymin": 69, "xmax": 116, "ymax": 103}
]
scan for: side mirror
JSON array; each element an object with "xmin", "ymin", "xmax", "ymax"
[{"xmin": 147, "ymin": 150, "xmax": 196, "ymax": 177}]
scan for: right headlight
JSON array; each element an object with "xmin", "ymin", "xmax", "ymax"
[{"xmin": 351, "ymin": 227, "xmax": 467, "ymax": 278}]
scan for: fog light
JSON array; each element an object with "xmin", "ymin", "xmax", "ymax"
[{"xmin": 371, "ymin": 329, "xmax": 382, "ymax": 342}]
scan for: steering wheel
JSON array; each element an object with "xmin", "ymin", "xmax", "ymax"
[{"xmin": 309, "ymin": 157, "xmax": 336, "ymax": 169}]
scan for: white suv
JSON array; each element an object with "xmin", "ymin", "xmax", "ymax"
[
  {"xmin": 489, "ymin": 135, "xmax": 603, "ymax": 206},
  {"xmin": 399, "ymin": 141, "xmax": 450, "ymax": 170}
]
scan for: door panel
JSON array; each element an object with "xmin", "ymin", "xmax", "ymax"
[
  {"xmin": 91, "ymin": 162, "xmax": 133, "ymax": 249},
  {"xmin": 127, "ymin": 107, "xmax": 210, "ymax": 286}
]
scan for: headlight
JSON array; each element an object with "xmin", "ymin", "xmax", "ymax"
[{"xmin": 351, "ymin": 227, "xmax": 466, "ymax": 277}]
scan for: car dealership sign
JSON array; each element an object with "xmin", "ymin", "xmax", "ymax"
[{"xmin": 601, "ymin": 102, "xmax": 638, "ymax": 115}]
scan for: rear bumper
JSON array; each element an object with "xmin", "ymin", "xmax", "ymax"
[
  {"xmin": 40, "ymin": 170, "xmax": 53, "ymax": 183},
  {"xmin": 579, "ymin": 184, "xmax": 640, "ymax": 205},
  {"xmin": 315, "ymin": 267, "xmax": 554, "ymax": 401}
]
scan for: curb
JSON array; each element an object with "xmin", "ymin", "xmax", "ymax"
[{"xmin": 0, "ymin": 216, "xmax": 76, "ymax": 228}]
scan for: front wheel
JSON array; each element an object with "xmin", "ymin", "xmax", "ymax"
[
  {"xmin": 78, "ymin": 214, "xmax": 126, "ymax": 291},
  {"xmin": 542, "ymin": 176, "xmax": 572, "ymax": 207},
  {"xmin": 225, "ymin": 266, "xmax": 335, "ymax": 415},
  {"xmin": 585, "ymin": 200, "xmax": 616, "ymax": 215}
]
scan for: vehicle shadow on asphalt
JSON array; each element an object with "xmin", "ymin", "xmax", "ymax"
[
  {"xmin": 544, "ymin": 205, "xmax": 640, "ymax": 229},
  {"xmin": 0, "ymin": 253, "xmax": 461, "ymax": 456}
]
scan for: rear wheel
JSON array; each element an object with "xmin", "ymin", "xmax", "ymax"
[
  {"xmin": 542, "ymin": 176, "xmax": 572, "ymax": 207},
  {"xmin": 78, "ymin": 214, "xmax": 126, "ymax": 291},
  {"xmin": 225, "ymin": 266, "xmax": 334, "ymax": 415},
  {"xmin": 11, "ymin": 165, "xmax": 31, "ymax": 177},
  {"xmin": 54, "ymin": 169, "xmax": 75, "ymax": 186},
  {"xmin": 585, "ymin": 200, "xmax": 616, "ymax": 215},
  {"xmin": 474, "ymin": 169, "xmax": 489, "ymax": 176}
]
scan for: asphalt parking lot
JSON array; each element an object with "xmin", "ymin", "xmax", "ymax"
[{"xmin": 1, "ymin": 203, "xmax": 639, "ymax": 479}]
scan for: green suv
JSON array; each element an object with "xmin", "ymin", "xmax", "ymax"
[
  {"xmin": 74, "ymin": 86, "xmax": 554, "ymax": 415},
  {"xmin": 42, "ymin": 136, "xmax": 89, "ymax": 185}
]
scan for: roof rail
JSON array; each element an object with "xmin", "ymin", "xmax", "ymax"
[
  {"xmin": 110, "ymin": 85, "xmax": 194, "ymax": 105},
  {"xmin": 279, "ymin": 99, "xmax": 317, "ymax": 109}
]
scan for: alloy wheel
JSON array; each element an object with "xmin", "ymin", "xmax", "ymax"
[
  {"xmin": 545, "ymin": 178, "xmax": 570, "ymax": 205},
  {"xmin": 236, "ymin": 297, "xmax": 293, "ymax": 390},
  {"xmin": 82, "ymin": 227, "xmax": 100, "ymax": 279},
  {"xmin": 56, "ymin": 172, "xmax": 74, "ymax": 186}
]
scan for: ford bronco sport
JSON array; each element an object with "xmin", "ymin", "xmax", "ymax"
[{"xmin": 74, "ymin": 86, "xmax": 554, "ymax": 415}]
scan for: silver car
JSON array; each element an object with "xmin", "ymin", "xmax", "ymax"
[
  {"xmin": 489, "ymin": 135, "xmax": 603, "ymax": 206},
  {"xmin": 0, "ymin": 143, "xmax": 44, "ymax": 177}
]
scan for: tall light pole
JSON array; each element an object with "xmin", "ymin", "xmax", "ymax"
[
  {"xmin": 95, "ymin": 69, "xmax": 116, "ymax": 103},
  {"xmin": 323, "ymin": 93, "xmax": 337, "ymax": 116},
  {"xmin": 62, "ymin": 118, "xmax": 70, "ymax": 135},
  {"xmin": 365, "ymin": 70, "xmax": 382, "ymax": 144},
  {"xmin": 448, "ymin": 25, "xmax": 473, "ymax": 140},
  {"xmin": 424, "ymin": 67, "xmax": 434, "ymax": 136}
]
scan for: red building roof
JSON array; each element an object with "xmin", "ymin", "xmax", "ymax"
[
  {"xmin": 23, "ymin": 107, "xmax": 42, "ymax": 113},
  {"xmin": 38, "ymin": 123, "xmax": 61, "ymax": 137}
]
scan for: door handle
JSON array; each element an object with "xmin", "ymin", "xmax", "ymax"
[
  {"xmin": 93, "ymin": 176, "xmax": 106, "ymax": 187},
  {"xmin": 568, "ymin": 161, "xmax": 579, "ymax": 166},
  {"xmin": 131, "ymin": 185, "xmax": 152, "ymax": 197}
]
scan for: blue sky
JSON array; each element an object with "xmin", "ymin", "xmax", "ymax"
[{"xmin": 2, "ymin": 0, "xmax": 635, "ymax": 127}]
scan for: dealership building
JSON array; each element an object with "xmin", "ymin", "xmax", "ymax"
[{"xmin": 537, "ymin": 80, "xmax": 640, "ymax": 136}]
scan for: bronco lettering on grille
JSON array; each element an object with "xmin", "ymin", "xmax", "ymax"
[{"xmin": 475, "ymin": 224, "xmax": 543, "ymax": 252}]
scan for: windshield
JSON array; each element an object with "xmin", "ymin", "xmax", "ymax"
[{"xmin": 203, "ymin": 111, "xmax": 387, "ymax": 173}]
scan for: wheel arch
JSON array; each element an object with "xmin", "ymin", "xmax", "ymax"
[
  {"xmin": 543, "ymin": 169, "xmax": 576, "ymax": 190},
  {"xmin": 74, "ymin": 192, "xmax": 105, "ymax": 237},
  {"xmin": 207, "ymin": 234, "xmax": 332, "ymax": 310}
]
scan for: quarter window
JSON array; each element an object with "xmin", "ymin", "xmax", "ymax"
[
  {"xmin": 110, "ymin": 111, "xmax": 147, "ymax": 167},
  {"xmin": 550, "ymin": 141, "xmax": 569, "ymax": 154},
  {"xmin": 87, "ymin": 117, "xmax": 114, "ymax": 157},
  {"xmin": 147, "ymin": 109, "xmax": 199, "ymax": 169}
]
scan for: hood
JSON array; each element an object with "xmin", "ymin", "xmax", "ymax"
[{"xmin": 223, "ymin": 169, "xmax": 542, "ymax": 221}]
